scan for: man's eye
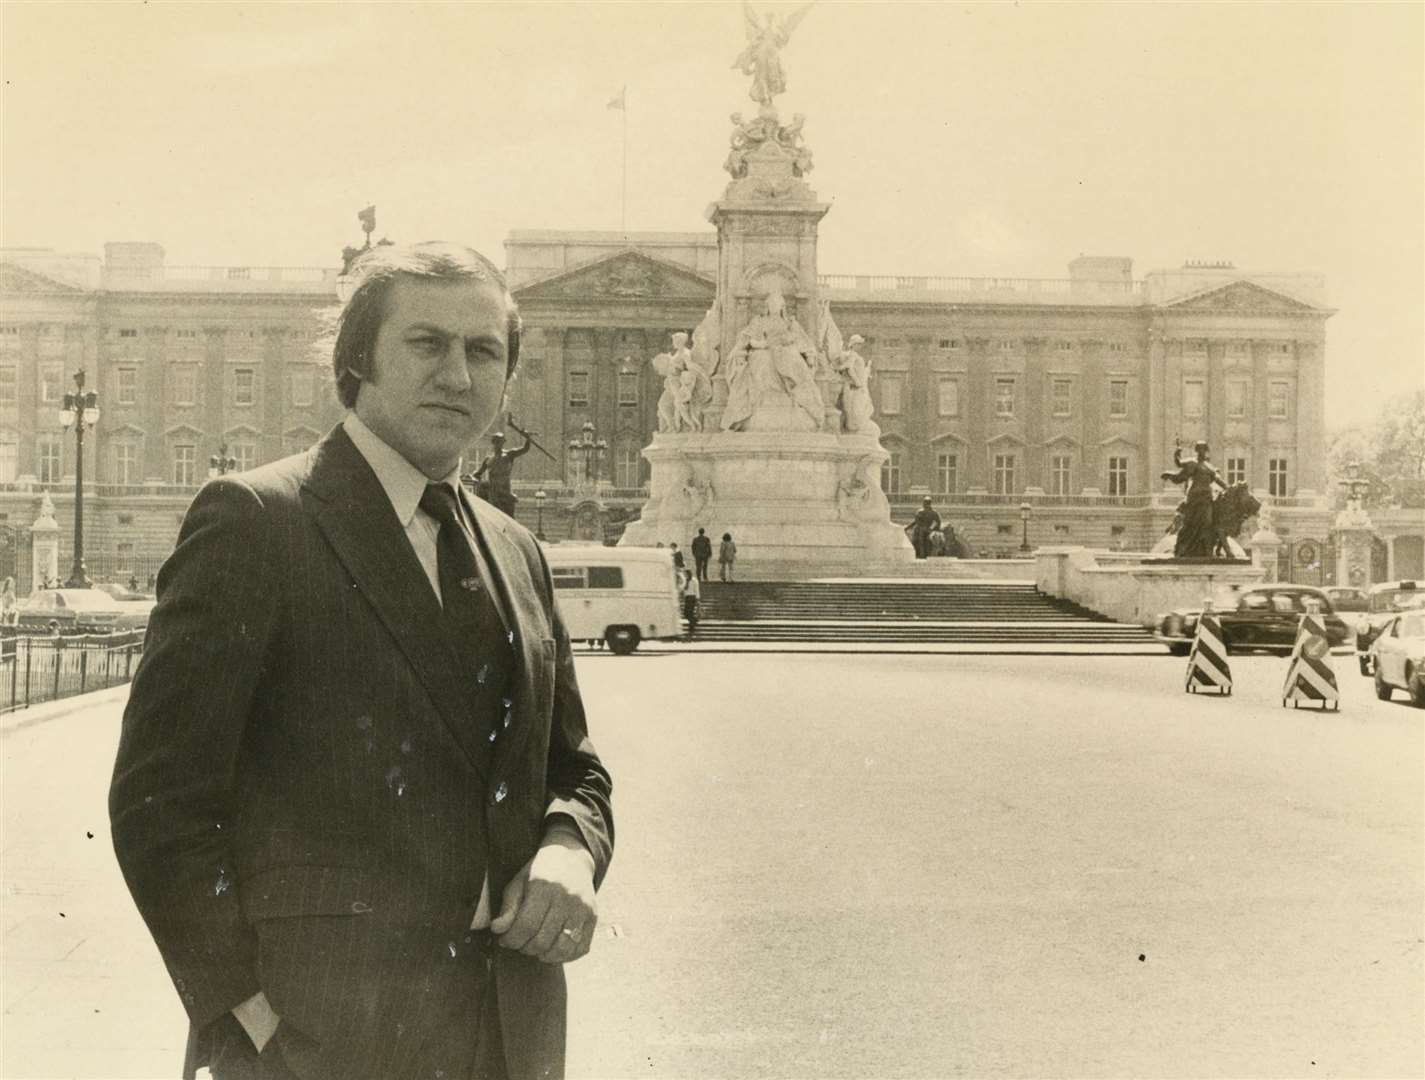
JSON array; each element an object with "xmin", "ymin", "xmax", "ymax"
[{"xmin": 409, "ymin": 337, "xmax": 444, "ymax": 354}]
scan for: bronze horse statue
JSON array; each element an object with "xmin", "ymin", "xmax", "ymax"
[{"xmin": 1211, "ymin": 482, "xmax": 1261, "ymax": 558}]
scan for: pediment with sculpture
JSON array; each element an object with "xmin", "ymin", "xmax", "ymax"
[
  {"xmin": 513, "ymin": 250, "xmax": 716, "ymax": 304},
  {"xmin": 1162, "ymin": 280, "xmax": 1321, "ymax": 314}
]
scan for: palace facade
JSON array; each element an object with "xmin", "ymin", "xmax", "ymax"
[{"xmin": 5, "ymin": 232, "xmax": 1412, "ymax": 591}]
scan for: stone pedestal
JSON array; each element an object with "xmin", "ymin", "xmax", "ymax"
[
  {"xmin": 620, "ymin": 430, "xmax": 913, "ymax": 577},
  {"xmin": 1334, "ymin": 503, "xmax": 1376, "ymax": 589},
  {"xmin": 29, "ymin": 493, "xmax": 59, "ymax": 592},
  {"xmin": 1248, "ymin": 527, "xmax": 1283, "ymax": 583}
]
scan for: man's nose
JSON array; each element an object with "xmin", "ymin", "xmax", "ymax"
[{"xmin": 433, "ymin": 341, "xmax": 473, "ymax": 391}]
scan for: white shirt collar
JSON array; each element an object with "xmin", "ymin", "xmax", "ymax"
[{"xmin": 342, "ymin": 412, "xmax": 463, "ymax": 528}]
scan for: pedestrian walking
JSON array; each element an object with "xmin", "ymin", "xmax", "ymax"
[
  {"xmin": 0, "ymin": 577, "xmax": 15, "ymax": 626},
  {"xmin": 681, "ymin": 568, "xmax": 701, "ymax": 640},
  {"xmin": 691, "ymin": 528, "xmax": 712, "ymax": 582},
  {"xmin": 910, "ymin": 496, "xmax": 942, "ymax": 559},
  {"xmin": 669, "ymin": 542, "xmax": 685, "ymax": 571},
  {"xmin": 719, "ymin": 532, "xmax": 737, "ymax": 582}
]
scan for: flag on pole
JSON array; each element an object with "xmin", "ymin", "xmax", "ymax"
[{"xmin": 607, "ymin": 86, "xmax": 626, "ymax": 111}]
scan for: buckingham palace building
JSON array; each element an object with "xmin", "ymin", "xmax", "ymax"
[{"xmin": 3, "ymin": 231, "xmax": 1395, "ymax": 592}]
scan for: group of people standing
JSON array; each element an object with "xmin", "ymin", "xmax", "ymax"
[{"xmin": 663, "ymin": 528, "xmax": 739, "ymax": 642}]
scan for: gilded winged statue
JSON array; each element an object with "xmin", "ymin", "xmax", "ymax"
[{"xmin": 731, "ymin": 2, "xmax": 813, "ymax": 107}]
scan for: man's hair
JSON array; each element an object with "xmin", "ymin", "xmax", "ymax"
[{"xmin": 330, "ymin": 241, "xmax": 522, "ymax": 408}]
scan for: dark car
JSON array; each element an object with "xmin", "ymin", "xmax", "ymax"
[
  {"xmin": 1353, "ymin": 580, "xmax": 1423, "ymax": 675},
  {"xmin": 1155, "ymin": 584, "xmax": 1350, "ymax": 656},
  {"xmin": 1323, "ymin": 586, "xmax": 1369, "ymax": 613}
]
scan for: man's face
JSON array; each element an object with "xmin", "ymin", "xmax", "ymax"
[{"xmin": 354, "ymin": 277, "xmax": 510, "ymax": 479}]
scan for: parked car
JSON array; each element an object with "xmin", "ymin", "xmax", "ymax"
[
  {"xmin": 1353, "ymin": 580, "xmax": 1423, "ymax": 675},
  {"xmin": 94, "ymin": 581, "xmax": 150, "ymax": 602},
  {"xmin": 1155, "ymin": 584, "xmax": 1350, "ymax": 656},
  {"xmin": 1369, "ymin": 609, "xmax": 1425, "ymax": 706},
  {"xmin": 15, "ymin": 588, "xmax": 151, "ymax": 634},
  {"xmin": 1323, "ymin": 586, "xmax": 1369, "ymax": 613}
]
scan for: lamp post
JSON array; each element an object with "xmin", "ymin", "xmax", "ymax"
[
  {"xmin": 567, "ymin": 420, "xmax": 608, "ymax": 488},
  {"xmin": 1338, "ymin": 459, "xmax": 1372, "ymax": 510},
  {"xmin": 535, "ymin": 489, "xmax": 547, "ymax": 541},
  {"xmin": 58, "ymin": 369, "xmax": 99, "ymax": 588},
  {"xmin": 209, "ymin": 440, "xmax": 237, "ymax": 478},
  {"xmin": 1019, "ymin": 501, "xmax": 1032, "ymax": 555}
]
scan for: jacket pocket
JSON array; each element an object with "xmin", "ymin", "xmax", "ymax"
[{"xmin": 240, "ymin": 865, "xmax": 377, "ymax": 920}]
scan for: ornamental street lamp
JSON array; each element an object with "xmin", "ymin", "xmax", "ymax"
[
  {"xmin": 209, "ymin": 440, "xmax": 237, "ymax": 478},
  {"xmin": 1019, "ymin": 501, "xmax": 1033, "ymax": 554},
  {"xmin": 535, "ymin": 489, "xmax": 548, "ymax": 541},
  {"xmin": 1338, "ymin": 459, "xmax": 1372, "ymax": 509},
  {"xmin": 567, "ymin": 420, "xmax": 608, "ymax": 488},
  {"xmin": 58, "ymin": 369, "xmax": 99, "ymax": 588}
]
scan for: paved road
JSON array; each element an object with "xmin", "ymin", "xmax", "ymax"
[{"xmin": 3, "ymin": 655, "xmax": 1421, "ymax": 1079}]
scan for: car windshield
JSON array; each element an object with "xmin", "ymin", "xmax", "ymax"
[
  {"xmin": 1399, "ymin": 613, "xmax": 1425, "ymax": 638},
  {"xmin": 1371, "ymin": 588, "xmax": 1423, "ymax": 613}
]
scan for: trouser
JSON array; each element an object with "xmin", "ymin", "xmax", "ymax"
[
  {"xmin": 719, "ymin": 562, "xmax": 733, "ymax": 582},
  {"xmin": 694, "ymin": 555, "xmax": 710, "ymax": 581},
  {"xmin": 205, "ymin": 934, "xmax": 505, "ymax": 1080}
]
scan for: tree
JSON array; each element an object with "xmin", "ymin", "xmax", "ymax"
[{"xmin": 1328, "ymin": 390, "xmax": 1425, "ymax": 509}]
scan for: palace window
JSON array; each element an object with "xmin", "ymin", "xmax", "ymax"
[
  {"xmin": 1108, "ymin": 380, "xmax": 1129, "ymax": 418},
  {"xmin": 234, "ymin": 368, "xmax": 256, "ymax": 407},
  {"xmin": 1108, "ymin": 342, "xmax": 1126, "ymax": 353},
  {"xmin": 879, "ymin": 374, "xmax": 903, "ymax": 415},
  {"xmin": 937, "ymin": 338, "xmax": 960, "ymax": 350},
  {"xmin": 37, "ymin": 434, "xmax": 61, "ymax": 485},
  {"xmin": 291, "ymin": 368, "xmax": 315, "ymax": 407},
  {"xmin": 1183, "ymin": 379, "xmax": 1205, "ymax": 419},
  {"xmin": 231, "ymin": 441, "xmax": 257, "ymax": 473},
  {"xmin": 615, "ymin": 445, "xmax": 641, "ymax": 488},
  {"xmin": 1049, "ymin": 454, "xmax": 1072, "ymax": 496},
  {"xmin": 567, "ymin": 371, "xmax": 590, "ymax": 407},
  {"xmin": 1050, "ymin": 379, "xmax": 1072, "ymax": 417},
  {"xmin": 617, "ymin": 371, "xmax": 639, "ymax": 406},
  {"xmin": 0, "ymin": 326, "xmax": 17, "ymax": 336},
  {"xmin": 41, "ymin": 366, "xmax": 62, "ymax": 403},
  {"xmin": 173, "ymin": 445, "xmax": 197, "ymax": 487},
  {"xmin": 1225, "ymin": 456, "xmax": 1247, "ymax": 486},
  {"xmin": 1268, "ymin": 381, "xmax": 1289, "ymax": 419},
  {"xmin": 992, "ymin": 453, "xmax": 1016, "ymax": 495},
  {"xmin": 118, "ymin": 328, "xmax": 138, "ymax": 339},
  {"xmin": 995, "ymin": 378, "xmax": 1016, "ymax": 417},
  {"xmin": 0, "ymin": 435, "xmax": 16, "ymax": 483},
  {"xmin": 116, "ymin": 367, "xmax": 137, "ymax": 405},
  {"xmin": 936, "ymin": 452, "xmax": 958, "ymax": 495},
  {"xmin": 937, "ymin": 378, "xmax": 959, "ymax": 417},
  {"xmin": 0, "ymin": 366, "xmax": 15, "ymax": 405},
  {"xmin": 1057, "ymin": 340, "xmax": 1074, "ymax": 352},
  {"xmin": 997, "ymin": 339, "xmax": 1014, "ymax": 353},
  {"xmin": 172, "ymin": 365, "xmax": 197, "ymax": 406},
  {"xmin": 1107, "ymin": 456, "xmax": 1129, "ymax": 497},
  {"xmin": 881, "ymin": 451, "xmax": 902, "ymax": 495},
  {"xmin": 175, "ymin": 328, "xmax": 199, "ymax": 340},
  {"xmin": 1268, "ymin": 458, "xmax": 1288, "ymax": 497},
  {"xmin": 113, "ymin": 442, "xmax": 139, "ymax": 485},
  {"xmin": 1226, "ymin": 378, "xmax": 1249, "ymax": 418}
]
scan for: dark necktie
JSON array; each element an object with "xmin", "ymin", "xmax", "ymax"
[{"xmin": 418, "ymin": 483, "xmax": 515, "ymax": 754}]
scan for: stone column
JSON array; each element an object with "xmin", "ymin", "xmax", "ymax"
[
  {"xmin": 1024, "ymin": 337, "xmax": 1046, "ymax": 486},
  {"xmin": 1146, "ymin": 325, "xmax": 1165, "ymax": 482},
  {"xmin": 907, "ymin": 336, "xmax": 932, "ymax": 484},
  {"xmin": 964, "ymin": 338, "xmax": 990, "ymax": 490},
  {"xmin": 1296, "ymin": 340, "xmax": 1326, "ymax": 494},
  {"xmin": 544, "ymin": 328, "xmax": 566, "ymax": 485},
  {"xmin": 1250, "ymin": 340, "xmax": 1270, "ymax": 490},
  {"xmin": 1207, "ymin": 339, "xmax": 1227, "ymax": 464},
  {"xmin": 1080, "ymin": 339, "xmax": 1103, "ymax": 491}
]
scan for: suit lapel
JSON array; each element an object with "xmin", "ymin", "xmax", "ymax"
[{"xmin": 303, "ymin": 427, "xmax": 488, "ymax": 779}]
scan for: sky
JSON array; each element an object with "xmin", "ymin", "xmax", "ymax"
[{"xmin": 2, "ymin": 1, "xmax": 1421, "ymax": 428}]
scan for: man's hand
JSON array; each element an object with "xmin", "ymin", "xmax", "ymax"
[
  {"xmin": 490, "ymin": 824, "xmax": 597, "ymax": 964},
  {"xmin": 232, "ymin": 990, "xmax": 280, "ymax": 1053}
]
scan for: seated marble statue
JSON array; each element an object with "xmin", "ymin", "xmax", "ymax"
[{"xmin": 721, "ymin": 286, "xmax": 823, "ymax": 431}]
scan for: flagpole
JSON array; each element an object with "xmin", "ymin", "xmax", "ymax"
[{"xmin": 621, "ymin": 90, "xmax": 628, "ymax": 237}]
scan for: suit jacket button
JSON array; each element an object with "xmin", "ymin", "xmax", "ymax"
[{"xmin": 492, "ymin": 781, "xmax": 508, "ymax": 804}]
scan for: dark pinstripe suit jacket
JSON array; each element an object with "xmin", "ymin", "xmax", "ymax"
[{"xmin": 109, "ymin": 425, "xmax": 614, "ymax": 1079}]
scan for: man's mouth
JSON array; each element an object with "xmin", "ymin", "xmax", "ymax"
[{"xmin": 423, "ymin": 402, "xmax": 470, "ymax": 417}]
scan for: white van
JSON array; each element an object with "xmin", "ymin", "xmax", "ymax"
[{"xmin": 541, "ymin": 543, "xmax": 682, "ymax": 654}]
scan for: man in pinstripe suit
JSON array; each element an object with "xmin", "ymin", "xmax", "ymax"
[{"xmin": 109, "ymin": 243, "xmax": 614, "ymax": 1080}]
